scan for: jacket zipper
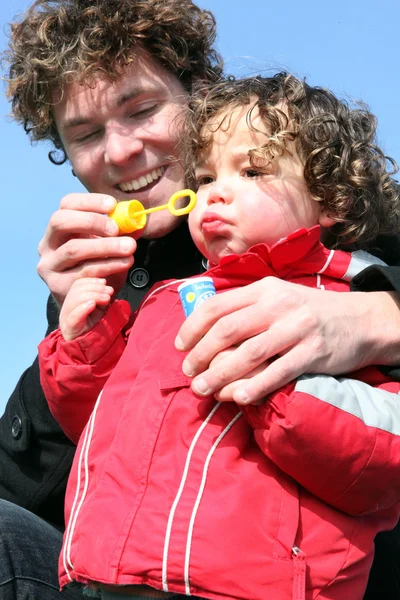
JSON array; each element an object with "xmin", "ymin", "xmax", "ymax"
[{"xmin": 292, "ymin": 546, "xmax": 306, "ymax": 600}]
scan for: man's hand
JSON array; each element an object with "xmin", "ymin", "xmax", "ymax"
[
  {"xmin": 37, "ymin": 193, "xmax": 136, "ymax": 308},
  {"xmin": 207, "ymin": 347, "xmax": 269, "ymax": 405},
  {"xmin": 60, "ymin": 278, "xmax": 114, "ymax": 341},
  {"xmin": 175, "ymin": 277, "xmax": 400, "ymax": 405}
]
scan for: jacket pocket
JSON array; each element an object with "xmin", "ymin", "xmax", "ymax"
[
  {"xmin": 158, "ymin": 375, "xmax": 192, "ymax": 391},
  {"xmin": 274, "ymin": 473, "xmax": 301, "ymax": 560}
]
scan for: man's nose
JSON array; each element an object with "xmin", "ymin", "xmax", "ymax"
[
  {"xmin": 207, "ymin": 181, "xmax": 234, "ymax": 205},
  {"xmin": 104, "ymin": 128, "xmax": 144, "ymax": 166}
]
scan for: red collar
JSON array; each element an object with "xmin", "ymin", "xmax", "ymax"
[{"xmin": 205, "ymin": 226, "xmax": 380, "ymax": 289}]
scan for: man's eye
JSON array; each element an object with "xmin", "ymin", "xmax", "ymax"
[
  {"xmin": 196, "ymin": 175, "xmax": 214, "ymax": 186},
  {"xmin": 129, "ymin": 103, "xmax": 158, "ymax": 119},
  {"xmin": 75, "ymin": 130, "xmax": 101, "ymax": 143}
]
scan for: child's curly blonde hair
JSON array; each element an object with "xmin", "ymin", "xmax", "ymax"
[{"xmin": 183, "ymin": 74, "xmax": 400, "ymax": 249}]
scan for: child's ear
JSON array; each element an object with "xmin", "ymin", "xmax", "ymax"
[{"xmin": 319, "ymin": 208, "xmax": 336, "ymax": 228}]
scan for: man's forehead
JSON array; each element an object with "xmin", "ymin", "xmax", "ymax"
[
  {"xmin": 55, "ymin": 78, "xmax": 146, "ymax": 109},
  {"xmin": 52, "ymin": 52, "xmax": 182, "ymax": 117},
  {"xmin": 54, "ymin": 71, "xmax": 154, "ymax": 110}
]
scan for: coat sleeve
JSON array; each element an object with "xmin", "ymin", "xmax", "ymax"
[
  {"xmin": 242, "ymin": 373, "xmax": 400, "ymax": 516},
  {"xmin": 351, "ymin": 264, "xmax": 400, "ymax": 381},
  {"xmin": 0, "ymin": 294, "xmax": 75, "ymax": 526},
  {"xmin": 351, "ymin": 265, "xmax": 400, "ymax": 293},
  {"xmin": 38, "ymin": 299, "xmax": 131, "ymax": 444}
]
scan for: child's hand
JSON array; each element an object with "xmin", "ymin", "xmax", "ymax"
[{"xmin": 60, "ymin": 277, "xmax": 114, "ymax": 341}]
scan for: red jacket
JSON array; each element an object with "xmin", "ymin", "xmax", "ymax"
[{"xmin": 39, "ymin": 227, "xmax": 400, "ymax": 600}]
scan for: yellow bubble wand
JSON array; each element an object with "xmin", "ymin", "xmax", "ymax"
[{"xmin": 108, "ymin": 189, "xmax": 197, "ymax": 234}]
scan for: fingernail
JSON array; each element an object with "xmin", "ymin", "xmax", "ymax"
[
  {"xmin": 192, "ymin": 378, "xmax": 210, "ymax": 396},
  {"xmin": 182, "ymin": 359, "xmax": 194, "ymax": 377},
  {"xmin": 233, "ymin": 389, "xmax": 250, "ymax": 405},
  {"xmin": 175, "ymin": 335, "xmax": 184, "ymax": 350},
  {"xmin": 106, "ymin": 219, "xmax": 119, "ymax": 235},
  {"xmin": 104, "ymin": 196, "xmax": 115, "ymax": 211},
  {"xmin": 120, "ymin": 238, "xmax": 133, "ymax": 251}
]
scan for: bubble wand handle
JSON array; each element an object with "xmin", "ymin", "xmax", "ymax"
[{"xmin": 108, "ymin": 189, "xmax": 197, "ymax": 234}]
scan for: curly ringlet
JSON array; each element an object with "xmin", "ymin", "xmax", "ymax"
[
  {"xmin": 3, "ymin": 0, "xmax": 223, "ymax": 164},
  {"xmin": 183, "ymin": 73, "xmax": 400, "ymax": 249}
]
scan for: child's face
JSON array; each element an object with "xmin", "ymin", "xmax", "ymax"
[{"xmin": 188, "ymin": 104, "xmax": 333, "ymax": 265}]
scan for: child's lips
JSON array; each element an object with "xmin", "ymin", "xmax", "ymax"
[{"xmin": 201, "ymin": 213, "xmax": 230, "ymax": 234}]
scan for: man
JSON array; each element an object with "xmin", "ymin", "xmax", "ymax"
[{"xmin": 2, "ymin": 0, "xmax": 400, "ymax": 598}]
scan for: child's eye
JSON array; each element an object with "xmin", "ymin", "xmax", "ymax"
[
  {"xmin": 243, "ymin": 168, "xmax": 264, "ymax": 178},
  {"xmin": 196, "ymin": 175, "xmax": 215, "ymax": 187}
]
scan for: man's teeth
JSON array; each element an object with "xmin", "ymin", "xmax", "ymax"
[{"xmin": 119, "ymin": 167, "xmax": 165, "ymax": 192}]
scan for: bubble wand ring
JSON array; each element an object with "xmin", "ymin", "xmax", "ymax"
[{"xmin": 108, "ymin": 189, "xmax": 197, "ymax": 234}]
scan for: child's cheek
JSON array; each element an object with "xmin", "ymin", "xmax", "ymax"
[{"xmin": 187, "ymin": 207, "xmax": 200, "ymax": 237}]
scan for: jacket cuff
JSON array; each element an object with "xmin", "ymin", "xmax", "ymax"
[
  {"xmin": 76, "ymin": 299, "xmax": 130, "ymax": 363},
  {"xmin": 42, "ymin": 299, "xmax": 131, "ymax": 367}
]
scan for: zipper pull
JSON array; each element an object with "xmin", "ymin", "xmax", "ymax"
[{"xmin": 292, "ymin": 546, "xmax": 306, "ymax": 600}]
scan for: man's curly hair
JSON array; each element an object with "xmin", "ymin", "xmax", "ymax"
[
  {"xmin": 4, "ymin": 0, "xmax": 223, "ymax": 163},
  {"xmin": 183, "ymin": 73, "xmax": 400, "ymax": 249}
]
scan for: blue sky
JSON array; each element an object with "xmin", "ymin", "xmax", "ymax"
[{"xmin": 0, "ymin": 0, "xmax": 399, "ymax": 413}]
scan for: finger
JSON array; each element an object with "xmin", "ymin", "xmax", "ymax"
[
  {"xmin": 214, "ymin": 379, "xmax": 267, "ymax": 406},
  {"xmin": 62, "ymin": 300, "xmax": 97, "ymax": 341},
  {"xmin": 181, "ymin": 301, "xmax": 277, "ymax": 378},
  {"xmin": 38, "ymin": 210, "xmax": 123, "ymax": 256},
  {"xmin": 40, "ymin": 256, "xmax": 134, "ymax": 308},
  {"xmin": 214, "ymin": 364, "xmax": 268, "ymax": 403},
  {"xmin": 39, "ymin": 236, "xmax": 135, "ymax": 276},
  {"xmin": 208, "ymin": 349, "xmax": 242, "ymax": 402},
  {"xmin": 188, "ymin": 322, "xmax": 302, "ymax": 396},
  {"xmin": 70, "ymin": 277, "xmax": 107, "ymax": 288},
  {"xmin": 208, "ymin": 347, "xmax": 237, "ymax": 367},
  {"xmin": 176, "ymin": 282, "xmax": 265, "ymax": 350},
  {"xmin": 70, "ymin": 277, "xmax": 114, "ymax": 295},
  {"xmin": 59, "ymin": 193, "xmax": 116, "ymax": 213},
  {"xmin": 71, "ymin": 284, "xmax": 113, "ymax": 304},
  {"xmin": 214, "ymin": 379, "xmax": 243, "ymax": 402},
  {"xmin": 232, "ymin": 344, "xmax": 317, "ymax": 404},
  {"xmin": 39, "ymin": 256, "xmax": 134, "ymax": 292},
  {"xmin": 61, "ymin": 283, "xmax": 113, "ymax": 334},
  {"xmin": 215, "ymin": 381, "xmax": 265, "ymax": 406}
]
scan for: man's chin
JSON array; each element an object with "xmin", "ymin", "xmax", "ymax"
[{"xmin": 139, "ymin": 215, "xmax": 184, "ymax": 240}]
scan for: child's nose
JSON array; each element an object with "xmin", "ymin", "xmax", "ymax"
[{"xmin": 207, "ymin": 181, "xmax": 234, "ymax": 205}]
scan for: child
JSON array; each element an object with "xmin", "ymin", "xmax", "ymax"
[{"xmin": 39, "ymin": 73, "xmax": 400, "ymax": 600}]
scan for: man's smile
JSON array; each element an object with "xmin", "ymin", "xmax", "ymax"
[{"xmin": 117, "ymin": 166, "xmax": 166, "ymax": 192}]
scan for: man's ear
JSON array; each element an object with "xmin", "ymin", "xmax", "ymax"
[{"xmin": 319, "ymin": 208, "xmax": 336, "ymax": 228}]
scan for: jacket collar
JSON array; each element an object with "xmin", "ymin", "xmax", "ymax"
[{"xmin": 205, "ymin": 226, "xmax": 386, "ymax": 289}]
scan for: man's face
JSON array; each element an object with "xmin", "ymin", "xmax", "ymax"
[{"xmin": 53, "ymin": 52, "xmax": 187, "ymax": 239}]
